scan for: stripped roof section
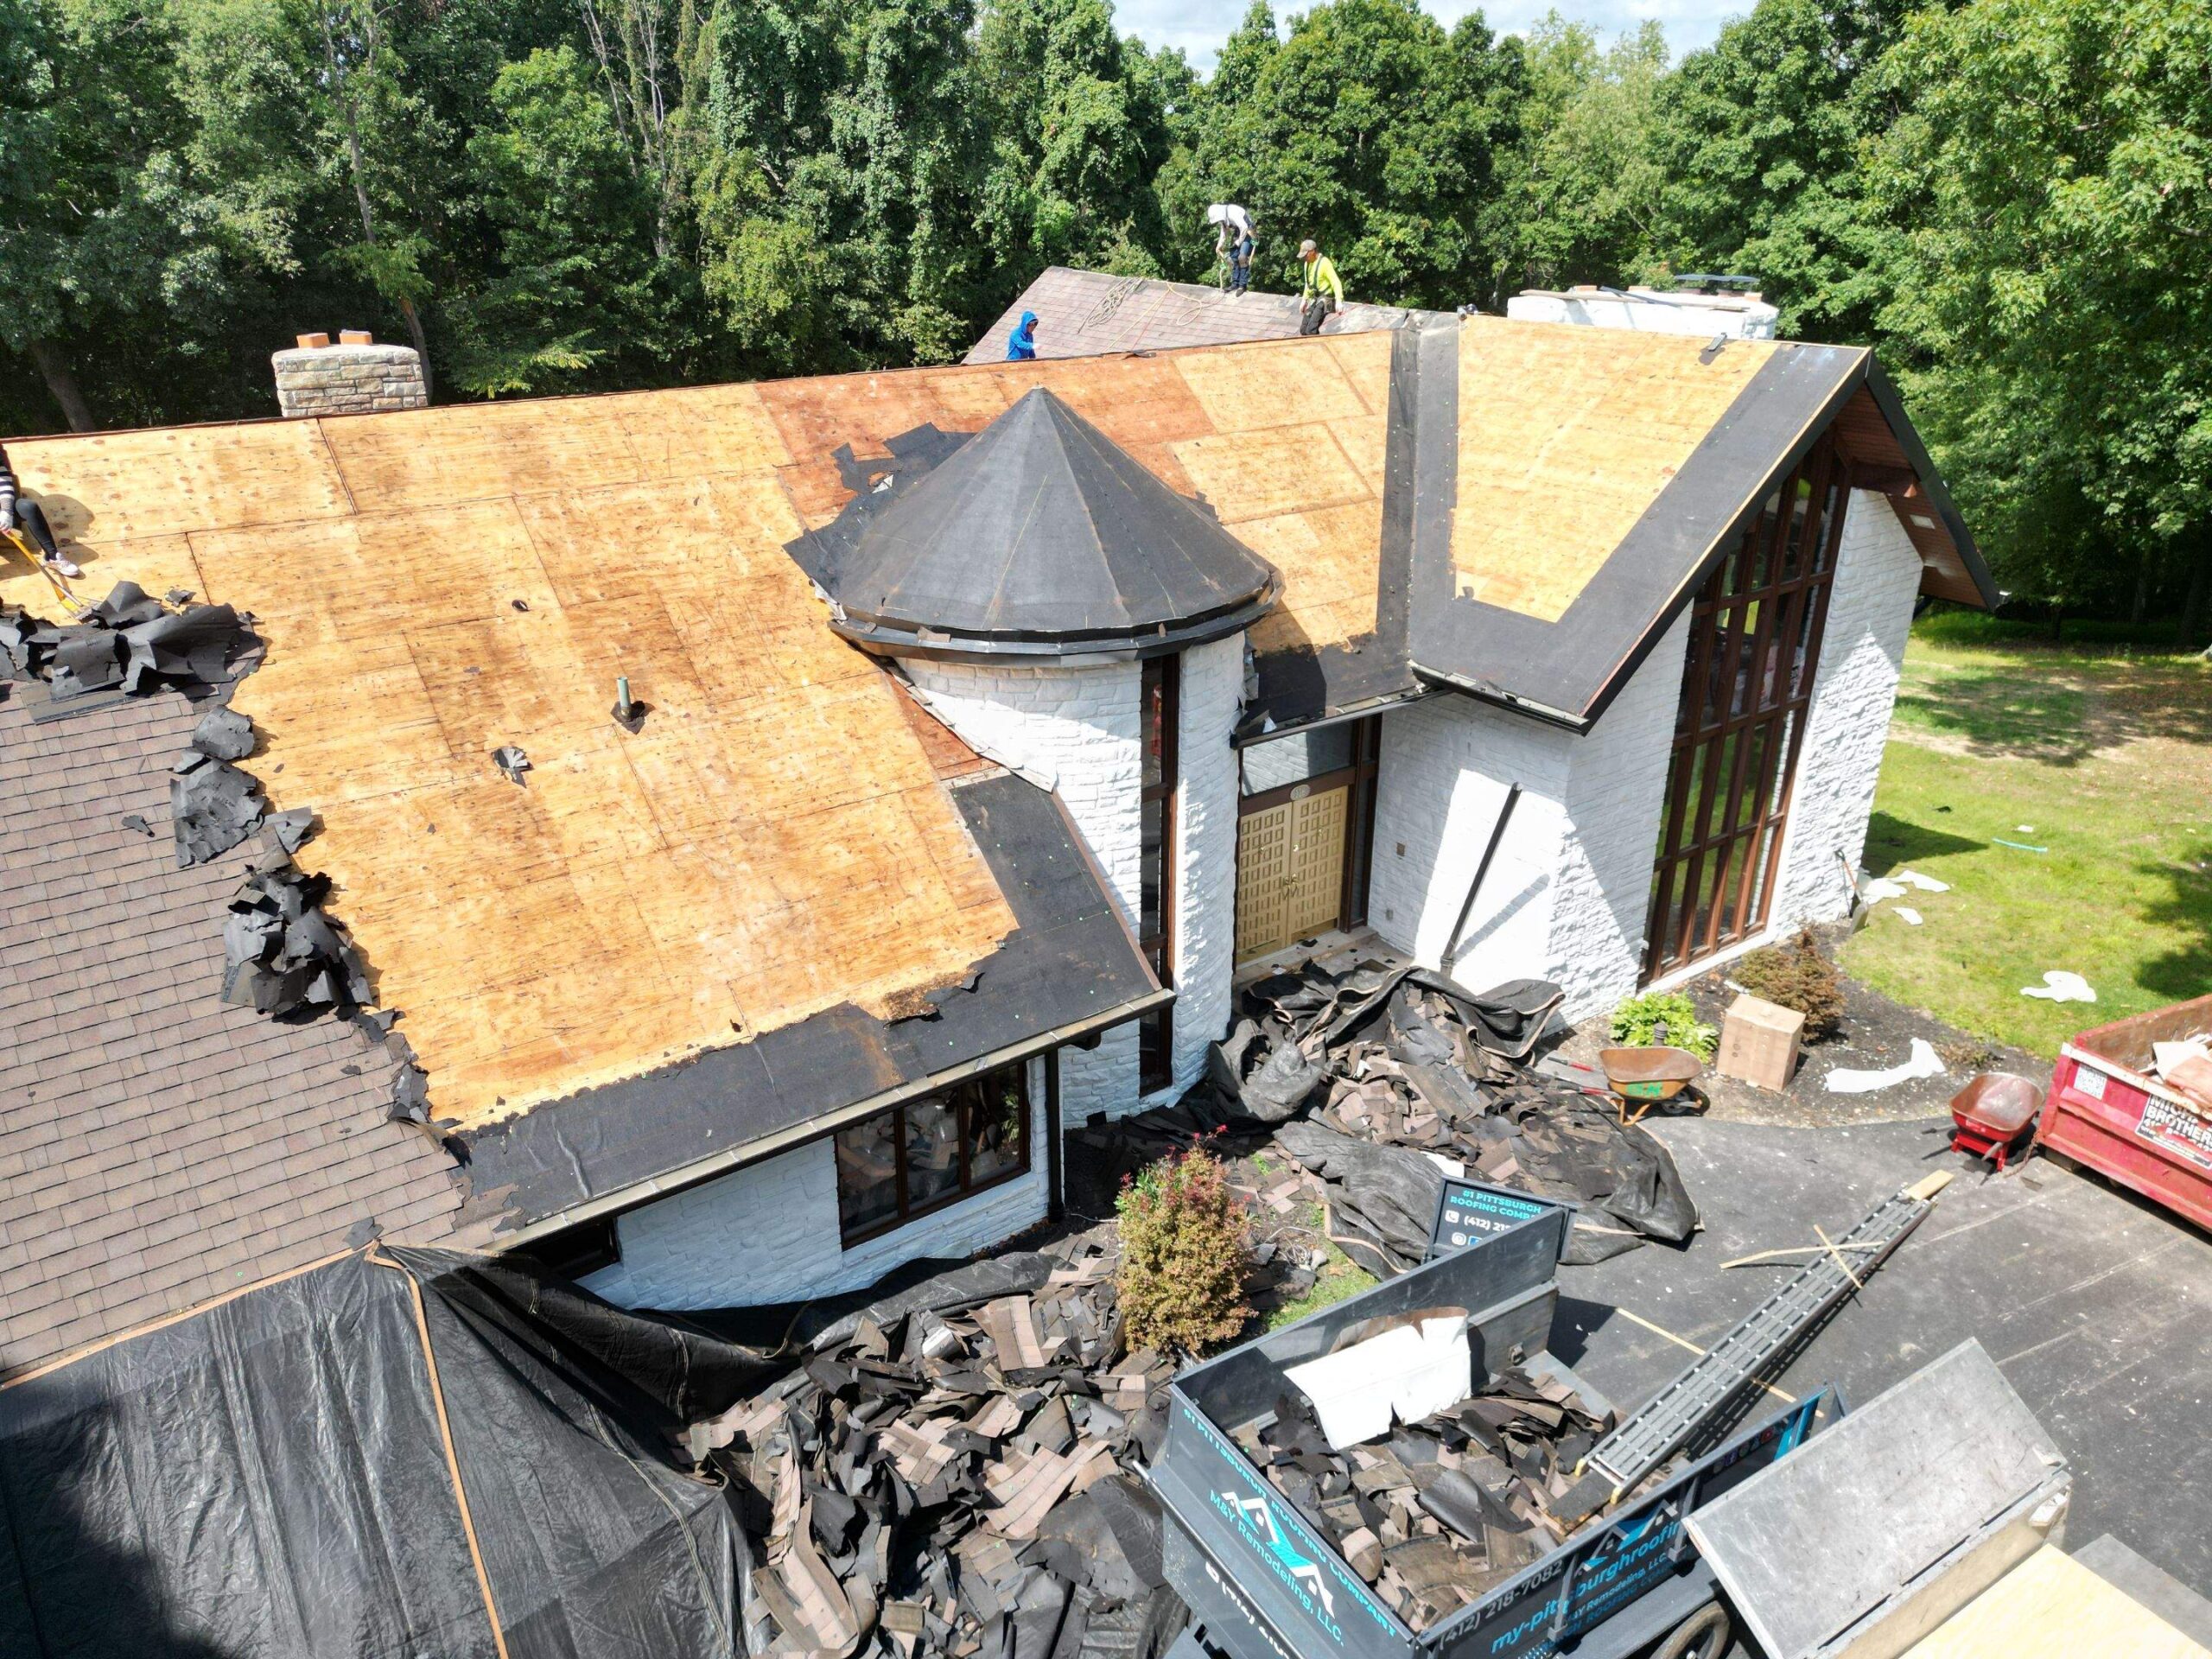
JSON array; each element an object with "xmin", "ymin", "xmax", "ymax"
[
  {"xmin": 0, "ymin": 316, "xmax": 1992, "ymax": 1159},
  {"xmin": 0, "ymin": 342, "xmax": 1395, "ymax": 1132},
  {"xmin": 1, "ymin": 389, "xmax": 1023, "ymax": 1132},
  {"xmin": 0, "ymin": 690, "xmax": 484, "ymax": 1380},
  {"xmin": 972, "ymin": 276, "xmax": 1995, "ymax": 725}
]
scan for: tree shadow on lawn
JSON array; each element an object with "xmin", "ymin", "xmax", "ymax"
[
  {"xmin": 2138, "ymin": 842, "xmax": 2212, "ymax": 1003},
  {"xmin": 1861, "ymin": 810, "xmax": 1985, "ymax": 874},
  {"xmin": 1891, "ymin": 670, "xmax": 2098, "ymax": 764},
  {"xmin": 1894, "ymin": 658, "xmax": 2212, "ymax": 767}
]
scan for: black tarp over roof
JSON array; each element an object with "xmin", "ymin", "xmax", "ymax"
[
  {"xmin": 0, "ymin": 1249, "xmax": 764, "ymax": 1659},
  {"xmin": 815, "ymin": 387, "xmax": 1279, "ymax": 659}
]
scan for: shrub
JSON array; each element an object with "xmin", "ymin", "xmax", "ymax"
[
  {"xmin": 1116, "ymin": 1146, "xmax": 1251, "ymax": 1355},
  {"xmin": 1734, "ymin": 928, "xmax": 1847, "ymax": 1039},
  {"xmin": 1609, "ymin": 991, "xmax": 1719, "ymax": 1060}
]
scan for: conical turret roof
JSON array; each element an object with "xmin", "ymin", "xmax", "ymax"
[{"xmin": 823, "ymin": 388, "xmax": 1279, "ymax": 660}]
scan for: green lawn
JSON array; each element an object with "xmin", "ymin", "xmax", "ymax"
[
  {"xmin": 1262, "ymin": 1237, "xmax": 1377, "ymax": 1331},
  {"xmin": 1841, "ymin": 613, "xmax": 2212, "ymax": 1056}
]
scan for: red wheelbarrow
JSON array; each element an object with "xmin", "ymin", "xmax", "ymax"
[{"xmin": 1948, "ymin": 1072, "xmax": 2042, "ymax": 1170}]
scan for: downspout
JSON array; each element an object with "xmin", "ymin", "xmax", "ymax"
[
  {"xmin": 1440, "ymin": 783, "xmax": 1522, "ymax": 977},
  {"xmin": 1045, "ymin": 1048, "xmax": 1065, "ymax": 1224}
]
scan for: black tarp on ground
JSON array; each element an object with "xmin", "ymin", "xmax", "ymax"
[{"xmin": 0, "ymin": 1249, "xmax": 762, "ymax": 1659}]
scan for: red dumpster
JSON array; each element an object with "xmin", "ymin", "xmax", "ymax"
[{"xmin": 2033, "ymin": 993, "xmax": 2212, "ymax": 1232}]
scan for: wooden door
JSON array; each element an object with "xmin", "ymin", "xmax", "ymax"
[
  {"xmin": 1643, "ymin": 433, "xmax": 1851, "ymax": 980},
  {"xmin": 1236, "ymin": 784, "xmax": 1350, "ymax": 963}
]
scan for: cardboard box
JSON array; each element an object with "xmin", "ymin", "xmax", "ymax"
[{"xmin": 1719, "ymin": 994, "xmax": 1806, "ymax": 1090}]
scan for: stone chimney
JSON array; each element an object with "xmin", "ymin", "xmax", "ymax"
[{"xmin": 271, "ymin": 331, "xmax": 429, "ymax": 417}]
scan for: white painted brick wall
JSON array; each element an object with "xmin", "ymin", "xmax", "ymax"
[
  {"xmin": 1770, "ymin": 492, "xmax": 1923, "ymax": 930},
  {"xmin": 905, "ymin": 658, "xmax": 1143, "ymax": 1121},
  {"xmin": 1159, "ymin": 634, "xmax": 1243, "ymax": 1106},
  {"xmin": 907, "ymin": 639, "xmax": 1245, "ymax": 1121},
  {"xmin": 1368, "ymin": 695, "xmax": 1572, "ymax": 996},
  {"xmin": 1547, "ymin": 613, "xmax": 1690, "ymax": 1015},
  {"xmin": 582, "ymin": 1061, "xmax": 1050, "ymax": 1309},
  {"xmin": 1367, "ymin": 616, "xmax": 1688, "ymax": 1021}
]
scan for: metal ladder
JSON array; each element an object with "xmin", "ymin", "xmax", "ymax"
[{"xmin": 1583, "ymin": 1174, "xmax": 1949, "ymax": 1500}]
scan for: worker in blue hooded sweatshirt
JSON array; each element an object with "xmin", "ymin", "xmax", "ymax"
[{"xmin": 1007, "ymin": 310, "xmax": 1039, "ymax": 361}]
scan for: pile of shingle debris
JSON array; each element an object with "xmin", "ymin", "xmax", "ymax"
[
  {"xmin": 1239, "ymin": 1369, "xmax": 1612, "ymax": 1630},
  {"xmin": 684, "ymin": 1227, "xmax": 1188, "ymax": 1659},
  {"xmin": 1074, "ymin": 958, "xmax": 1699, "ymax": 1271}
]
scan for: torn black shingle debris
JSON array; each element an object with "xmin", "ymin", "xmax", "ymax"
[
  {"xmin": 4, "ymin": 579, "xmax": 440, "ymax": 1153},
  {"xmin": 1241, "ymin": 1365, "xmax": 1615, "ymax": 1629},
  {"xmin": 172, "ymin": 750, "xmax": 266, "ymax": 867},
  {"xmin": 1070, "ymin": 960, "xmax": 1695, "ymax": 1270},
  {"xmin": 0, "ymin": 580, "xmax": 261, "ymax": 697},
  {"xmin": 220, "ymin": 858, "xmax": 372, "ymax": 1017},
  {"xmin": 689, "ymin": 1227, "xmax": 1187, "ymax": 1659},
  {"xmin": 190, "ymin": 704, "xmax": 255, "ymax": 760},
  {"xmin": 1236, "ymin": 962, "xmax": 1695, "ymax": 1268}
]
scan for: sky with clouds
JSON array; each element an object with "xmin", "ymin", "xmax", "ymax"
[{"xmin": 1117, "ymin": 0, "xmax": 1745, "ymax": 70}]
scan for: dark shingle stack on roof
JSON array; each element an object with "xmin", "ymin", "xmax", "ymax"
[
  {"xmin": 0, "ymin": 688, "xmax": 483, "ymax": 1378},
  {"xmin": 964, "ymin": 267, "xmax": 1444, "ymax": 364}
]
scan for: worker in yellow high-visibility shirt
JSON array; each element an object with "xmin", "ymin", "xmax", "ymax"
[{"xmin": 1298, "ymin": 240, "xmax": 1343, "ymax": 336}]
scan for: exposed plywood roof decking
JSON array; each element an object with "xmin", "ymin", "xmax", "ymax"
[
  {"xmin": 3, "ymin": 388, "xmax": 1020, "ymax": 1130},
  {"xmin": 1, "ymin": 343, "xmax": 1398, "ymax": 1129},
  {"xmin": 0, "ymin": 321, "xmax": 1993, "ymax": 1128},
  {"xmin": 976, "ymin": 276, "xmax": 1995, "ymax": 729},
  {"xmin": 1450, "ymin": 317, "xmax": 1775, "ymax": 620}
]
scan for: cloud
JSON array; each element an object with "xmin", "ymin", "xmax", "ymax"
[{"xmin": 1116, "ymin": 0, "xmax": 1743, "ymax": 69}]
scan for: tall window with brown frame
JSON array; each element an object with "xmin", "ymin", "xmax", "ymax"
[
  {"xmin": 1137, "ymin": 655, "xmax": 1179, "ymax": 1093},
  {"xmin": 1643, "ymin": 432, "xmax": 1853, "ymax": 980}
]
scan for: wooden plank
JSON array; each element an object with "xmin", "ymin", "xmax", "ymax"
[
  {"xmin": 1173, "ymin": 336, "xmax": 1371, "ymax": 434},
  {"xmin": 318, "ymin": 398, "xmax": 644, "ymax": 508},
  {"xmin": 1171, "ymin": 423, "xmax": 1371, "ymax": 527},
  {"xmin": 1905, "ymin": 1548, "xmax": 2209, "ymax": 1659},
  {"xmin": 3, "ymin": 420, "xmax": 349, "ymax": 541}
]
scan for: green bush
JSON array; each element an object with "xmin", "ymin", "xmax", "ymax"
[
  {"xmin": 1734, "ymin": 928, "xmax": 1847, "ymax": 1039},
  {"xmin": 1609, "ymin": 991, "xmax": 1719, "ymax": 1060},
  {"xmin": 1116, "ymin": 1147, "xmax": 1251, "ymax": 1356}
]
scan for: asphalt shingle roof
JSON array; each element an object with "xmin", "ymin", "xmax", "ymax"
[
  {"xmin": 964, "ymin": 266, "xmax": 1445, "ymax": 364},
  {"xmin": 0, "ymin": 687, "xmax": 485, "ymax": 1379}
]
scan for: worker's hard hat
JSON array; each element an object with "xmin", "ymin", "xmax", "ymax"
[{"xmin": 1300, "ymin": 239, "xmax": 1318, "ymax": 256}]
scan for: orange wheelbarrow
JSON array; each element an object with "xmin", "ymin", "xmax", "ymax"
[{"xmin": 1598, "ymin": 1046, "xmax": 1707, "ymax": 1127}]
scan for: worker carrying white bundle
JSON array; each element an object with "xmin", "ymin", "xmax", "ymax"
[
  {"xmin": 0, "ymin": 444, "xmax": 82, "ymax": 578},
  {"xmin": 1208, "ymin": 203, "xmax": 1255, "ymax": 296}
]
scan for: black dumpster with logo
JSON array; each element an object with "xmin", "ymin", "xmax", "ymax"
[{"xmin": 1149, "ymin": 1182, "xmax": 1835, "ymax": 1659}]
